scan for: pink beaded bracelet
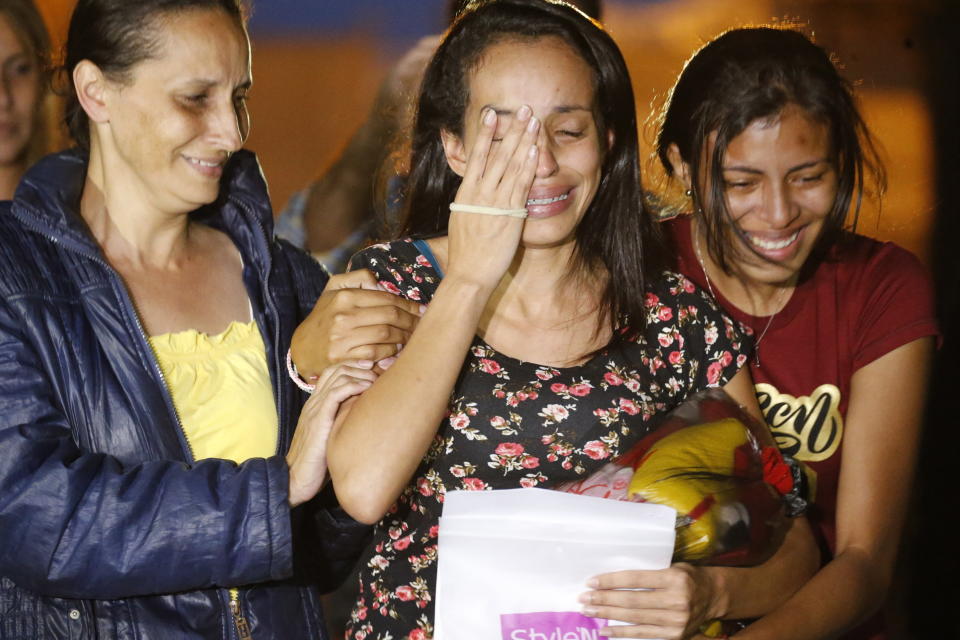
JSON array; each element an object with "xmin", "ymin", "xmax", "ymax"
[{"xmin": 286, "ymin": 348, "xmax": 316, "ymax": 393}]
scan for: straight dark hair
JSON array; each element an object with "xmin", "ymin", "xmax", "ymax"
[
  {"xmin": 62, "ymin": 0, "xmax": 248, "ymax": 151},
  {"xmin": 402, "ymin": 0, "xmax": 664, "ymax": 339},
  {"xmin": 447, "ymin": 0, "xmax": 603, "ymax": 23},
  {"xmin": 656, "ymin": 27, "xmax": 884, "ymax": 274}
]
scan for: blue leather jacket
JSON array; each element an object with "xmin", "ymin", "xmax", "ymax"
[{"xmin": 0, "ymin": 150, "xmax": 361, "ymax": 639}]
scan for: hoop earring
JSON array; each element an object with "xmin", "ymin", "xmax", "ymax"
[{"xmin": 684, "ymin": 189, "xmax": 692, "ymax": 197}]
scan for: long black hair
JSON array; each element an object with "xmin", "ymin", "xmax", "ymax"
[
  {"xmin": 62, "ymin": 0, "xmax": 248, "ymax": 151},
  {"xmin": 402, "ymin": 0, "xmax": 664, "ymax": 338},
  {"xmin": 656, "ymin": 26, "xmax": 884, "ymax": 274}
]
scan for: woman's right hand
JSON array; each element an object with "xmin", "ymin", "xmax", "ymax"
[
  {"xmin": 445, "ymin": 105, "xmax": 540, "ymax": 290},
  {"xmin": 286, "ymin": 362, "xmax": 379, "ymax": 507}
]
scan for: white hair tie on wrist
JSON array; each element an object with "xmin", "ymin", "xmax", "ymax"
[{"xmin": 449, "ymin": 203, "xmax": 528, "ymax": 219}]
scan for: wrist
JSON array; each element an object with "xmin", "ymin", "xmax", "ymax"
[
  {"xmin": 705, "ymin": 566, "xmax": 731, "ymax": 620},
  {"xmin": 436, "ymin": 271, "xmax": 499, "ymax": 303}
]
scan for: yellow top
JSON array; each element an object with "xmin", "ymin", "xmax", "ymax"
[{"xmin": 149, "ymin": 320, "xmax": 278, "ymax": 462}]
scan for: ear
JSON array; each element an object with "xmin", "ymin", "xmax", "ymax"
[
  {"xmin": 666, "ymin": 143, "xmax": 692, "ymax": 190},
  {"xmin": 440, "ymin": 128, "xmax": 468, "ymax": 177},
  {"xmin": 73, "ymin": 60, "xmax": 111, "ymax": 125}
]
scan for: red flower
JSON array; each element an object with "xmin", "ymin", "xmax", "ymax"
[
  {"xmin": 568, "ymin": 383, "xmax": 592, "ymax": 397},
  {"xmin": 449, "ymin": 413, "xmax": 470, "ymax": 429},
  {"xmin": 720, "ymin": 351, "xmax": 733, "ymax": 367},
  {"xmin": 462, "ymin": 477, "xmax": 487, "ymax": 491},
  {"xmin": 429, "ymin": 525, "xmax": 439, "ymax": 538},
  {"xmin": 406, "ymin": 288, "xmax": 422, "ymax": 301},
  {"xmin": 393, "ymin": 535, "xmax": 412, "ymax": 550},
  {"xmin": 644, "ymin": 292, "xmax": 660, "ymax": 307},
  {"xmin": 495, "ymin": 442, "xmax": 524, "ymax": 457},
  {"xmin": 379, "ymin": 281, "xmax": 401, "ymax": 295},
  {"xmin": 669, "ymin": 351, "xmax": 683, "ymax": 365},
  {"xmin": 583, "ymin": 440, "xmax": 610, "ymax": 460},
  {"xmin": 479, "ymin": 358, "xmax": 502, "ymax": 374},
  {"xmin": 604, "ymin": 372, "xmax": 623, "ymax": 386},
  {"xmin": 409, "ymin": 630, "xmax": 427, "ymax": 640},
  {"xmin": 706, "ymin": 361, "xmax": 723, "ymax": 385},
  {"xmin": 551, "ymin": 382, "xmax": 568, "ymax": 394},
  {"xmin": 521, "ymin": 455, "xmax": 540, "ymax": 469},
  {"xmin": 489, "ymin": 415, "xmax": 507, "ymax": 428},
  {"xmin": 618, "ymin": 398, "xmax": 640, "ymax": 415},
  {"xmin": 395, "ymin": 585, "xmax": 416, "ymax": 601},
  {"xmin": 658, "ymin": 306, "xmax": 674, "ymax": 321},
  {"xmin": 417, "ymin": 477, "xmax": 433, "ymax": 497}
]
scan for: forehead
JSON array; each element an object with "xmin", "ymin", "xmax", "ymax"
[
  {"xmin": 467, "ymin": 36, "xmax": 594, "ymax": 109},
  {"xmin": 723, "ymin": 107, "xmax": 831, "ymax": 163},
  {"xmin": 0, "ymin": 13, "xmax": 29, "ymax": 56},
  {"xmin": 135, "ymin": 9, "xmax": 250, "ymax": 83}
]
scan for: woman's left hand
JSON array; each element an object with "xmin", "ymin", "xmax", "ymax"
[{"xmin": 580, "ymin": 564, "xmax": 722, "ymax": 639}]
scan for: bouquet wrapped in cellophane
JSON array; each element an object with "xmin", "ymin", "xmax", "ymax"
[{"xmin": 559, "ymin": 388, "xmax": 805, "ymax": 567}]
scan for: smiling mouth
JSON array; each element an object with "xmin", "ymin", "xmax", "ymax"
[
  {"xmin": 526, "ymin": 192, "xmax": 569, "ymax": 206},
  {"xmin": 747, "ymin": 230, "xmax": 800, "ymax": 251},
  {"xmin": 185, "ymin": 157, "xmax": 223, "ymax": 168}
]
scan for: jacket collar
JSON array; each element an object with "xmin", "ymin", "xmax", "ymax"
[{"xmin": 11, "ymin": 148, "xmax": 276, "ymax": 264}]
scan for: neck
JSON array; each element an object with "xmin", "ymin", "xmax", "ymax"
[
  {"xmin": 82, "ymin": 144, "xmax": 193, "ymax": 269},
  {"xmin": 691, "ymin": 217, "xmax": 792, "ymax": 317},
  {"xmin": 483, "ymin": 240, "xmax": 604, "ymax": 329},
  {"xmin": 0, "ymin": 161, "xmax": 25, "ymax": 200}
]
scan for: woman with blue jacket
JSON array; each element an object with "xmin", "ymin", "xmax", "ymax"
[{"xmin": 0, "ymin": 0, "xmax": 418, "ymax": 637}]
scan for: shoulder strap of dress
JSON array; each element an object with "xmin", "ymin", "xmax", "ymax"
[{"xmin": 411, "ymin": 238, "xmax": 445, "ymax": 278}]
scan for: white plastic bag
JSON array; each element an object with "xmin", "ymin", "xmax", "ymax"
[{"xmin": 434, "ymin": 488, "xmax": 676, "ymax": 640}]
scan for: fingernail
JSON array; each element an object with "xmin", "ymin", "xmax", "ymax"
[
  {"xmin": 581, "ymin": 607, "xmax": 598, "ymax": 617},
  {"xmin": 419, "ymin": 304, "xmax": 427, "ymax": 315},
  {"xmin": 483, "ymin": 108, "xmax": 496, "ymax": 125},
  {"xmin": 517, "ymin": 104, "xmax": 531, "ymax": 120},
  {"xmin": 378, "ymin": 356, "xmax": 397, "ymax": 370},
  {"xmin": 527, "ymin": 116, "xmax": 539, "ymax": 132},
  {"xmin": 577, "ymin": 592, "xmax": 593, "ymax": 604},
  {"xmin": 528, "ymin": 144, "xmax": 538, "ymax": 158},
  {"xmin": 356, "ymin": 360, "xmax": 375, "ymax": 369},
  {"xmin": 585, "ymin": 577, "xmax": 599, "ymax": 588},
  {"xmin": 396, "ymin": 343, "xmax": 404, "ymax": 352}
]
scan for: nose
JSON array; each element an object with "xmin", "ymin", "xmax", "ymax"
[
  {"xmin": 535, "ymin": 129, "xmax": 559, "ymax": 179},
  {"xmin": 762, "ymin": 182, "xmax": 797, "ymax": 228},
  {"xmin": 209, "ymin": 98, "xmax": 246, "ymax": 153}
]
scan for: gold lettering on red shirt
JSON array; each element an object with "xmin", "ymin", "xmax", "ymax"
[{"xmin": 755, "ymin": 383, "xmax": 843, "ymax": 462}]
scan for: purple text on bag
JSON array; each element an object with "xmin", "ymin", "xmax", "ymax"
[{"xmin": 500, "ymin": 611, "xmax": 607, "ymax": 640}]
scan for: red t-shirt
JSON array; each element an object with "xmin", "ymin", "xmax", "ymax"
[{"xmin": 665, "ymin": 215, "xmax": 939, "ymax": 639}]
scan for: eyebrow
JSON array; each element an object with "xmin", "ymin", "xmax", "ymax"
[
  {"xmin": 180, "ymin": 78, "xmax": 253, "ymax": 91},
  {"xmin": 722, "ymin": 159, "xmax": 830, "ymax": 174}
]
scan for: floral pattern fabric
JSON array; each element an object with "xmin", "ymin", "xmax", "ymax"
[{"xmin": 344, "ymin": 239, "xmax": 750, "ymax": 640}]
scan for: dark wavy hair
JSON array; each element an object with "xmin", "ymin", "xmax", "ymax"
[
  {"xmin": 656, "ymin": 27, "xmax": 884, "ymax": 274},
  {"xmin": 62, "ymin": 0, "xmax": 248, "ymax": 151},
  {"xmin": 447, "ymin": 0, "xmax": 603, "ymax": 23},
  {"xmin": 401, "ymin": 0, "xmax": 663, "ymax": 339}
]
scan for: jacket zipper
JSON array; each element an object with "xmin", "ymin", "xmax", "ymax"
[
  {"xmin": 9, "ymin": 211, "xmax": 198, "ymax": 460},
  {"xmin": 229, "ymin": 588, "xmax": 253, "ymax": 640}
]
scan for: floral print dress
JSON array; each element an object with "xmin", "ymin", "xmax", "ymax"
[{"xmin": 345, "ymin": 239, "xmax": 751, "ymax": 640}]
